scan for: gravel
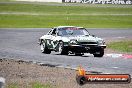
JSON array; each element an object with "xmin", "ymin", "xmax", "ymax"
[{"xmin": 0, "ymin": 58, "xmax": 131, "ymax": 88}]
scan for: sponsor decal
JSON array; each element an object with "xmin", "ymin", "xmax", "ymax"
[
  {"xmin": 76, "ymin": 66, "xmax": 131, "ymax": 85},
  {"xmin": 62, "ymin": 0, "xmax": 132, "ymax": 4}
]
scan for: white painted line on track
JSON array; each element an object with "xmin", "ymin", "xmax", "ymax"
[
  {"xmin": 106, "ymin": 54, "xmax": 123, "ymax": 58},
  {"xmin": 0, "ymin": 12, "xmax": 132, "ymax": 16},
  {"xmin": 112, "ymin": 67, "xmax": 119, "ymax": 69}
]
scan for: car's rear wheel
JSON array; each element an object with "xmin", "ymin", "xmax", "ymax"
[
  {"xmin": 93, "ymin": 48, "xmax": 104, "ymax": 57},
  {"xmin": 40, "ymin": 40, "xmax": 51, "ymax": 54},
  {"xmin": 58, "ymin": 41, "xmax": 68, "ymax": 55}
]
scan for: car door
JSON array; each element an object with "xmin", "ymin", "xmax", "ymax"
[{"xmin": 45, "ymin": 28, "xmax": 57, "ymax": 49}]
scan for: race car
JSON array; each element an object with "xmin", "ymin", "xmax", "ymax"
[{"xmin": 38, "ymin": 26, "xmax": 106, "ymax": 57}]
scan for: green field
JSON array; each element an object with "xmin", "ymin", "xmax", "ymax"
[
  {"xmin": 7, "ymin": 82, "xmax": 52, "ymax": 88},
  {"xmin": 108, "ymin": 40, "xmax": 132, "ymax": 53},
  {"xmin": 0, "ymin": 1, "xmax": 132, "ymax": 28}
]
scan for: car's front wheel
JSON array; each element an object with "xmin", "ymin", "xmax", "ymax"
[
  {"xmin": 93, "ymin": 48, "xmax": 104, "ymax": 57},
  {"xmin": 58, "ymin": 41, "xmax": 68, "ymax": 55},
  {"xmin": 40, "ymin": 40, "xmax": 51, "ymax": 54}
]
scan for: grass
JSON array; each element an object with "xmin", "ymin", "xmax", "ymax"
[
  {"xmin": 107, "ymin": 40, "xmax": 132, "ymax": 53},
  {"xmin": 31, "ymin": 82, "xmax": 51, "ymax": 88},
  {"xmin": 0, "ymin": 2, "xmax": 132, "ymax": 28},
  {"xmin": 7, "ymin": 82, "xmax": 52, "ymax": 88},
  {"xmin": 0, "ymin": 3, "xmax": 132, "ymax": 14},
  {"xmin": 0, "ymin": 15, "xmax": 132, "ymax": 28},
  {"xmin": 0, "ymin": 0, "xmax": 12, "ymax": 1}
]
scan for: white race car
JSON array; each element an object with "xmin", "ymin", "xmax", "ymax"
[{"xmin": 39, "ymin": 26, "xmax": 106, "ymax": 57}]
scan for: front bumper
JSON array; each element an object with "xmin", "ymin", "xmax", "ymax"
[{"xmin": 64, "ymin": 44, "xmax": 106, "ymax": 53}]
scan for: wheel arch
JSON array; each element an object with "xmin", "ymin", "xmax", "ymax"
[
  {"xmin": 40, "ymin": 39, "xmax": 49, "ymax": 48},
  {"xmin": 58, "ymin": 40, "xmax": 63, "ymax": 43}
]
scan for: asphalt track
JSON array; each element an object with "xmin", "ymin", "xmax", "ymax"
[{"xmin": 0, "ymin": 28, "xmax": 132, "ymax": 75}]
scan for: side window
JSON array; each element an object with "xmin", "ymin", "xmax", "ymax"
[
  {"xmin": 51, "ymin": 28, "xmax": 56, "ymax": 35},
  {"xmin": 47, "ymin": 30, "xmax": 52, "ymax": 35}
]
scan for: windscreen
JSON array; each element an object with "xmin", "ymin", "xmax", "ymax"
[{"xmin": 58, "ymin": 27, "xmax": 90, "ymax": 36}]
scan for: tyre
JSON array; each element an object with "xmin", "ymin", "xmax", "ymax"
[
  {"xmin": 76, "ymin": 75, "xmax": 87, "ymax": 85},
  {"xmin": 40, "ymin": 40, "xmax": 51, "ymax": 54},
  {"xmin": 58, "ymin": 41, "xmax": 68, "ymax": 55},
  {"xmin": 93, "ymin": 48, "xmax": 104, "ymax": 57}
]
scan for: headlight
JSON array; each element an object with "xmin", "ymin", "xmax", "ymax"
[
  {"xmin": 69, "ymin": 40, "xmax": 78, "ymax": 45},
  {"xmin": 98, "ymin": 40, "xmax": 105, "ymax": 45}
]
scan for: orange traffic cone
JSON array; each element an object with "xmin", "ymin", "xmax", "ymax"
[{"xmin": 77, "ymin": 65, "xmax": 86, "ymax": 76}]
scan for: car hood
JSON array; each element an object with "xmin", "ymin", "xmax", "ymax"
[{"xmin": 61, "ymin": 35, "xmax": 103, "ymax": 42}]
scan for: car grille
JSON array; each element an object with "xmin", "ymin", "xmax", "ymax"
[
  {"xmin": 79, "ymin": 42, "xmax": 98, "ymax": 47},
  {"xmin": 80, "ymin": 42, "xmax": 97, "ymax": 45}
]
